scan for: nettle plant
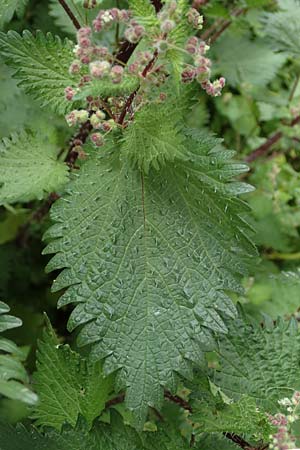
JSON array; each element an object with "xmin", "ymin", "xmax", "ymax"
[{"xmin": 2, "ymin": 0, "xmax": 300, "ymax": 449}]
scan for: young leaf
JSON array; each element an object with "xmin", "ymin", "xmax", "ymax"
[
  {"xmin": 128, "ymin": 0, "xmax": 158, "ymax": 30},
  {"xmin": 0, "ymin": 31, "xmax": 78, "ymax": 114},
  {"xmin": 213, "ymin": 34, "xmax": 286, "ymax": 88},
  {"xmin": 121, "ymin": 101, "xmax": 186, "ymax": 172},
  {"xmin": 0, "ymin": 130, "xmax": 69, "ymax": 205},
  {"xmin": 0, "ymin": 301, "xmax": 38, "ymax": 405},
  {"xmin": 262, "ymin": 0, "xmax": 300, "ymax": 56},
  {"xmin": 213, "ymin": 316, "xmax": 300, "ymax": 412},
  {"xmin": 33, "ymin": 320, "xmax": 113, "ymax": 430},
  {"xmin": 44, "ymin": 131, "xmax": 255, "ymax": 426},
  {"xmin": 192, "ymin": 395, "xmax": 272, "ymax": 440}
]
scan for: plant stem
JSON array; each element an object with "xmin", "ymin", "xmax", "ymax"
[
  {"xmin": 117, "ymin": 51, "xmax": 158, "ymax": 125},
  {"xmin": 58, "ymin": 0, "xmax": 81, "ymax": 30},
  {"xmin": 209, "ymin": 8, "xmax": 246, "ymax": 43},
  {"xmin": 266, "ymin": 251, "xmax": 300, "ymax": 261},
  {"xmin": 164, "ymin": 390, "xmax": 193, "ymax": 412},
  {"xmin": 245, "ymin": 115, "xmax": 300, "ymax": 162},
  {"xmin": 289, "ymin": 73, "xmax": 300, "ymax": 102}
]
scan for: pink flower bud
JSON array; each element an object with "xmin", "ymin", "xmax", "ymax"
[
  {"xmin": 187, "ymin": 8, "xmax": 203, "ymax": 29},
  {"xmin": 198, "ymin": 40, "xmax": 209, "ymax": 55},
  {"xmin": 80, "ymin": 54, "xmax": 91, "ymax": 64},
  {"xmin": 64, "ymin": 86, "xmax": 76, "ymax": 101},
  {"xmin": 93, "ymin": 46, "xmax": 109, "ymax": 57},
  {"xmin": 124, "ymin": 27, "xmax": 137, "ymax": 43},
  {"xmin": 196, "ymin": 65, "xmax": 210, "ymax": 82},
  {"xmin": 186, "ymin": 36, "xmax": 198, "ymax": 54},
  {"xmin": 89, "ymin": 60, "xmax": 111, "ymax": 78},
  {"xmin": 181, "ymin": 67, "xmax": 196, "ymax": 83},
  {"xmin": 93, "ymin": 18, "xmax": 102, "ymax": 32},
  {"xmin": 65, "ymin": 111, "xmax": 78, "ymax": 126},
  {"xmin": 79, "ymin": 37, "xmax": 91, "ymax": 48},
  {"xmin": 219, "ymin": 77, "xmax": 226, "ymax": 88},
  {"xmin": 120, "ymin": 9, "xmax": 131, "ymax": 22},
  {"xmin": 69, "ymin": 60, "xmax": 81, "ymax": 75},
  {"xmin": 128, "ymin": 62, "xmax": 140, "ymax": 74},
  {"xmin": 101, "ymin": 121, "xmax": 112, "ymax": 132},
  {"xmin": 77, "ymin": 27, "xmax": 92, "ymax": 38},
  {"xmin": 110, "ymin": 65, "xmax": 124, "ymax": 84},
  {"xmin": 134, "ymin": 25, "xmax": 145, "ymax": 37},
  {"xmin": 90, "ymin": 113, "xmax": 102, "ymax": 129},
  {"xmin": 90, "ymin": 132, "xmax": 104, "ymax": 147},
  {"xmin": 160, "ymin": 19, "xmax": 176, "ymax": 33},
  {"xmin": 159, "ymin": 92, "xmax": 167, "ymax": 101}
]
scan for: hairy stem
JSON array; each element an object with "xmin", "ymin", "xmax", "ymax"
[{"xmin": 58, "ymin": 0, "xmax": 81, "ymax": 30}]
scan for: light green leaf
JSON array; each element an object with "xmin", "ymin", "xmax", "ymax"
[
  {"xmin": 192, "ymin": 396, "xmax": 272, "ymax": 440},
  {"xmin": 262, "ymin": 0, "xmax": 300, "ymax": 55},
  {"xmin": 0, "ymin": 130, "xmax": 69, "ymax": 205},
  {"xmin": 213, "ymin": 34, "xmax": 287, "ymax": 88},
  {"xmin": 44, "ymin": 130, "xmax": 255, "ymax": 426},
  {"xmin": 213, "ymin": 316, "xmax": 300, "ymax": 412},
  {"xmin": 0, "ymin": 31, "xmax": 79, "ymax": 114},
  {"xmin": 121, "ymin": 101, "xmax": 186, "ymax": 172},
  {"xmin": 128, "ymin": 0, "xmax": 158, "ymax": 30},
  {"xmin": 33, "ymin": 320, "xmax": 113, "ymax": 430}
]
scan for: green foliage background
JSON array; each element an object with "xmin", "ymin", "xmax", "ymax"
[{"xmin": 1, "ymin": 0, "xmax": 300, "ymax": 448}]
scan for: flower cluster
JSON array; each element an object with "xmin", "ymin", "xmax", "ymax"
[
  {"xmin": 63, "ymin": 1, "xmax": 226, "ymax": 148},
  {"xmin": 93, "ymin": 8, "xmax": 131, "ymax": 32},
  {"xmin": 268, "ymin": 392, "xmax": 300, "ymax": 450},
  {"xmin": 182, "ymin": 36, "xmax": 225, "ymax": 96}
]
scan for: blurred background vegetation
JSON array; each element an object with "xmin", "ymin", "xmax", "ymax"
[{"xmin": 1, "ymin": 0, "xmax": 300, "ymax": 433}]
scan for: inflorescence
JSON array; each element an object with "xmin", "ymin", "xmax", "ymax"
[
  {"xmin": 268, "ymin": 392, "xmax": 300, "ymax": 450},
  {"xmin": 64, "ymin": 1, "xmax": 226, "ymax": 150}
]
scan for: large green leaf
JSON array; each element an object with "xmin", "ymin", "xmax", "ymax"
[
  {"xmin": 213, "ymin": 316, "xmax": 300, "ymax": 412},
  {"xmin": 33, "ymin": 320, "xmax": 113, "ymax": 430},
  {"xmin": 0, "ymin": 31, "xmax": 78, "ymax": 114},
  {"xmin": 0, "ymin": 130, "xmax": 69, "ymax": 205},
  {"xmin": 0, "ymin": 414, "xmax": 192, "ymax": 450},
  {"xmin": 44, "ymin": 131, "xmax": 255, "ymax": 425}
]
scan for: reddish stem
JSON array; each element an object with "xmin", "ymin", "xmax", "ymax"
[{"xmin": 58, "ymin": 0, "xmax": 81, "ymax": 30}]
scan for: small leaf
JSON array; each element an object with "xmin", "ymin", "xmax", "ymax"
[
  {"xmin": 33, "ymin": 319, "xmax": 114, "ymax": 430},
  {"xmin": 0, "ymin": 30, "xmax": 79, "ymax": 114},
  {"xmin": 0, "ymin": 130, "xmax": 69, "ymax": 205}
]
